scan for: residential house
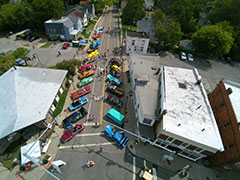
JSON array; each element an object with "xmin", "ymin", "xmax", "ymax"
[
  {"xmin": 45, "ymin": 17, "xmax": 74, "ymax": 41},
  {"xmin": 70, "ymin": 10, "xmax": 88, "ymax": 27},
  {"xmin": 208, "ymin": 80, "xmax": 240, "ymax": 170},
  {"xmin": 144, "ymin": 0, "xmax": 154, "ymax": 10},
  {"xmin": 126, "ymin": 31, "xmax": 150, "ymax": 54},
  {"xmin": 79, "ymin": 0, "xmax": 91, "ymax": 5},
  {"xmin": 129, "ymin": 54, "xmax": 224, "ymax": 161},
  {"xmin": 0, "ymin": 66, "xmax": 67, "ymax": 153},
  {"xmin": 68, "ymin": 15, "xmax": 84, "ymax": 40},
  {"xmin": 137, "ymin": 17, "xmax": 155, "ymax": 43},
  {"xmin": 66, "ymin": 4, "xmax": 96, "ymax": 21}
]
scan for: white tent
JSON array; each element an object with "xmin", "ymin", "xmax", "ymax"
[
  {"xmin": 21, "ymin": 140, "xmax": 41, "ymax": 165},
  {"xmin": 52, "ymin": 160, "xmax": 66, "ymax": 173}
]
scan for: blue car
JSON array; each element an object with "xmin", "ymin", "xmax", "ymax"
[
  {"xmin": 104, "ymin": 125, "xmax": 128, "ymax": 148},
  {"xmin": 107, "ymin": 74, "xmax": 122, "ymax": 86},
  {"xmin": 68, "ymin": 96, "xmax": 88, "ymax": 111}
]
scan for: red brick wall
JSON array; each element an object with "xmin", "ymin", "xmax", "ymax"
[{"xmin": 208, "ymin": 81, "xmax": 240, "ymax": 169}]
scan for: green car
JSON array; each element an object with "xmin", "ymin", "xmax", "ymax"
[{"xmin": 77, "ymin": 77, "xmax": 94, "ymax": 88}]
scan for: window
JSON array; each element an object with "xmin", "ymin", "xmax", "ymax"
[
  {"xmin": 132, "ymin": 40, "xmax": 135, "ymax": 45},
  {"xmin": 140, "ymin": 47, "xmax": 144, "ymax": 52},
  {"xmin": 180, "ymin": 143, "xmax": 188, "ymax": 147},
  {"xmin": 194, "ymin": 148, "xmax": 203, "ymax": 152},
  {"xmin": 166, "ymin": 137, "xmax": 174, "ymax": 142},
  {"xmin": 134, "ymin": 46, "xmax": 137, "ymax": 51},
  {"xmin": 141, "ymin": 40, "xmax": 145, "ymax": 46}
]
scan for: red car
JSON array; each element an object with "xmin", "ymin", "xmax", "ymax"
[
  {"xmin": 62, "ymin": 42, "xmax": 70, "ymax": 49},
  {"xmin": 61, "ymin": 123, "xmax": 85, "ymax": 143},
  {"xmin": 92, "ymin": 34, "xmax": 101, "ymax": 39},
  {"xmin": 71, "ymin": 85, "xmax": 91, "ymax": 100},
  {"xmin": 79, "ymin": 63, "xmax": 94, "ymax": 72}
]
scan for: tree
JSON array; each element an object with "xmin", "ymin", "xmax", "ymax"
[
  {"xmin": 122, "ymin": 0, "xmax": 145, "ymax": 25},
  {"xmin": 92, "ymin": 0, "xmax": 117, "ymax": 14},
  {"xmin": 12, "ymin": 48, "xmax": 30, "ymax": 60},
  {"xmin": 56, "ymin": 59, "xmax": 81, "ymax": 77},
  {"xmin": 0, "ymin": 54, "xmax": 15, "ymax": 75},
  {"xmin": 152, "ymin": 9, "xmax": 183, "ymax": 48},
  {"xmin": 192, "ymin": 23, "xmax": 234, "ymax": 57}
]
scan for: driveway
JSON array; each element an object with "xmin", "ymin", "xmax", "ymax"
[{"xmin": 157, "ymin": 52, "xmax": 240, "ymax": 92}]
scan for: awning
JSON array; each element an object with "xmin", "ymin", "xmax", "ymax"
[{"xmin": 21, "ymin": 140, "xmax": 41, "ymax": 165}]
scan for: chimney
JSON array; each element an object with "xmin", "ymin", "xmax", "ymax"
[
  {"xmin": 196, "ymin": 79, "xmax": 202, "ymax": 85},
  {"xmin": 227, "ymin": 88, "xmax": 232, "ymax": 95},
  {"xmin": 159, "ymin": 109, "xmax": 167, "ymax": 120}
]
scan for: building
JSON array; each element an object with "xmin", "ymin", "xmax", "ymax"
[
  {"xmin": 126, "ymin": 31, "xmax": 150, "ymax": 54},
  {"xmin": 45, "ymin": 17, "xmax": 74, "ymax": 41},
  {"xmin": 69, "ymin": 11, "xmax": 88, "ymax": 27},
  {"xmin": 0, "ymin": 66, "xmax": 67, "ymax": 153},
  {"xmin": 129, "ymin": 54, "xmax": 224, "ymax": 161},
  {"xmin": 137, "ymin": 17, "xmax": 155, "ymax": 43},
  {"xmin": 144, "ymin": 0, "xmax": 154, "ymax": 10},
  {"xmin": 66, "ymin": 4, "xmax": 96, "ymax": 21},
  {"xmin": 208, "ymin": 80, "xmax": 240, "ymax": 170}
]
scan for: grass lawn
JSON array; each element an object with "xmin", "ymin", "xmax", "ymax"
[
  {"xmin": 122, "ymin": 24, "xmax": 137, "ymax": 32},
  {"xmin": 0, "ymin": 139, "xmax": 25, "ymax": 169},
  {"xmin": 52, "ymin": 89, "xmax": 68, "ymax": 118},
  {"xmin": 40, "ymin": 42, "xmax": 52, "ymax": 48},
  {"xmin": 82, "ymin": 29, "xmax": 91, "ymax": 39}
]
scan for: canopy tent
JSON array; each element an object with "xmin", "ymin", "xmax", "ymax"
[
  {"xmin": 52, "ymin": 160, "xmax": 66, "ymax": 173},
  {"xmin": 21, "ymin": 140, "xmax": 41, "ymax": 165}
]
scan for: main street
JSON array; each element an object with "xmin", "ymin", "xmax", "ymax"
[{"xmin": 41, "ymin": 7, "xmax": 149, "ymax": 180}]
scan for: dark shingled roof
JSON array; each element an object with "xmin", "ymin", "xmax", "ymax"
[{"xmin": 127, "ymin": 30, "xmax": 149, "ymax": 38}]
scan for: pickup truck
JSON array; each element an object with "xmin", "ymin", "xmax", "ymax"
[
  {"xmin": 61, "ymin": 123, "xmax": 85, "ymax": 143},
  {"xmin": 107, "ymin": 85, "xmax": 124, "ymax": 97},
  {"xmin": 104, "ymin": 125, "xmax": 128, "ymax": 148},
  {"xmin": 62, "ymin": 107, "xmax": 88, "ymax": 128}
]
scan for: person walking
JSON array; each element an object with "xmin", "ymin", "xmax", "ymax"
[{"xmin": 100, "ymin": 147, "xmax": 103, "ymax": 152}]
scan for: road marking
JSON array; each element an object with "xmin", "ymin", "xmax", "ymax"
[
  {"xmin": 55, "ymin": 43, "xmax": 61, "ymax": 49},
  {"xmin": 76, "ymin": 132, "xmax": 103, "ymax": 137},
  {"xmin": 133, "ymin": 156, "xmax": 136, "ymax": 180},
  {"xmin": 83, "ymin": 122, "xmax": 96, "ymax": 126},
  {"xmin": 100, "ymin": 8, "xmax": 112, "ymax": 125},
  {"xmin": 59, "ymin": 142, "xmax": 116, "ymax": 149}
]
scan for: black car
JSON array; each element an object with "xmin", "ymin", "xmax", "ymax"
[
  {"xmin": 62, "ymin": 107, "xmax": 88, "ymax": 128},
  {"xmin": 105, "ymin": 93, "xmax": 123, "ymax": 108},
  {"xmin": 29, "ymin": 35, "xmax": 39, "ymax": 42}
]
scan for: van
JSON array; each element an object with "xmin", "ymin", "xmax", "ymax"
[{"xmin": 106, "ymin": 108, "xmax": 125, "ymax": 126}]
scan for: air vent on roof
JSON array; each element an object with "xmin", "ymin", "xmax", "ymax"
[{"xmin": 178, "ymin": 82, "xmax": 187, "ymax": 89}]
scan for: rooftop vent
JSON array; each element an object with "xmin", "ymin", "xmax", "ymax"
[
  {"xmin": 178, "ymin": 82, "xmax": 187, "ymax": 89},
  {"xmin": 227, "ymin": 88, "xmax": 232, "ymax": 95}
]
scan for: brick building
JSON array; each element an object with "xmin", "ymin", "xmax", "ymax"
[{"xmin": 208, "ymin": 80, "xmax": 240, "ymax": 170}]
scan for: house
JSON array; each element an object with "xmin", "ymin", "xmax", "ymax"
[
  {"xmin": 69, "ymin": 10, "xmax": 88, "ymax": 27},
  {"xmin": 137, "ymin": 17, "xmax": 155, "ymax": 43},
  {"xmin": 208, "ymin": 80, "xmax": 240, "ymax": 170},
  {"xmin": 0, "ymin": 66, "xmax": 67, "ymax": 153},
  {"xmin": 45, "ymin": 17, "xmax": 74, "ymax": 41},
  {"xmin": 144, "ymin": 0, "xmax": 154, "ymax": 10},
  {"xmin": 68, "ymin": 15, "xmax": 84, "ymax": 40},
  {"xmin": 126, "ymin": 31, "xmax": 150, "ymax": 54},
  {"xmin": 129, "ymin": 54, "xmax": 224, "ymax": 161},
  {"xmin": 66, "ymin": 4, "xmax": 96, "ymax": 21},
  {"xmin": 79, "ymin": 0, "xmax": 90, "ymax": 5},
  {"xmin": 180, "ymin": 39, "xmax": 194, "ymax": 51}
]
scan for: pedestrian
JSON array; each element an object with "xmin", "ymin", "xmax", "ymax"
[
  {"xmin": 32, "ymin": 44, "xmax": 35, "ymax": 49},
  {"xmin": 106, "ymin": 58, "xmax": 108, "ymax": 62},
  {"xmin": 100, "ymin": 147, "xmax": 103, "ymax": 152}
]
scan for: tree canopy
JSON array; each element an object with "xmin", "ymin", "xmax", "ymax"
[
  {"xmin": 122, "ymin": 0, "xmax": 145, "ymax": 25},
  {"xmin": 152, "ymin": 9, "xmax": 183, "ymax": 48},
  {"xmin": 192, "ymin": 22, "xmax": 234, "ymax": 57}
]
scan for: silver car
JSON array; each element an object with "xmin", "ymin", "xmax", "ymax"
[{"xmin": 180, "ymin": 52, "xmax": 187, "ymax": 61}]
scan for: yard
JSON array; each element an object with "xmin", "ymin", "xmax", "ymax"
[
  {"xmin": 52, "ymin": 90, "xmax": 68, "ymax": 118},
  {"xmin": 40, "ymin": 42, "xmax": 52, "ymax": 48}
]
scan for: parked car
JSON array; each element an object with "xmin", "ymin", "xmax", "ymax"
[
  {"xmin": 105, "ymin": 93, "xmax": 123, "ymax": 108},
  {"xmin": 62, "ymin": 107, "xmax": 88, "ymax": 128},
  {"xmin": 110, "ymin": 58, "xmax": 121, "ymax": 66},
  {"xmin": 15, "ymin": 58, "xmax": 27, "ymax": 66},
  {"xmin": 87, "ymin": 48, "xmax": 95, "ymax": 53},
  {"xmin": 29, "ymin": 35, "xmax": 39, "ymax": 42},
  {"xmin": 111, "ymin": 65, "xmax": 120, "ymax": 72},
  {"xmin": 179, "ymin": 52, "xmax": 187, "ymax": 61},
  {"xmin": 68, "ymin": 96, "xmax": 88, "ymax": 111},
  {"xmin": 79, "ymin": 64, "xmax": 94, "ymax": 72},
  {"xmin": 107, "ymin": 85, "xmax": 124, "ymax": 97},
  {"xmin": 71, "ymin": 85, "xmax": 91, "ymax": 100},
  {"xmin": 110, "ymin": 69, "xmax": 121, "ymax": 78},
  {"xmin": 104, "ymin": 125, "xmax": 128, "ymax": 147},
  {"xmin": 77, "ymin": 77, "xmax": 94, "ymax": 88},
  {"xmin": 107, "ymin": 74, "xmax": 122, "ymax": 86},
  {"xmin": 92, "ymin": 34, "xmax": 101, "ymax": 39},
  {"xmin": 78, "ymin": 69, "xmax": 95, "ymax": 79},
  {"xmin": 62, "ymin": 42, "xmax": 70, "ymax": 49},
  {"xmin": 61, "ymin": 123, "xmax": 85, "ymax": 143},
  {"xmin": 187, "ymin": 54, "xmax": 194, "ymax": 61},
  {"xmin": 220, "ymin": 55, "xmax": 232, "ymax": 63}
]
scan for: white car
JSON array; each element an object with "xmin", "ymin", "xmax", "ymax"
[
  {"xmin": 188, "ymin": 54, "xmax": 194, "ymax": 61},
  {"xmin": 180, "ymin": 52, "xmax": 187, "ymax": 61}
]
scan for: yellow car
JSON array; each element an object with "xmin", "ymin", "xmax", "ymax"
[
  {"xmin": 111, "ymin": 65, "xmax": 120, "ymax": 72},
  {"xmin": 78, "ymin": 69, "xmax": 95, "ymax": 79}
]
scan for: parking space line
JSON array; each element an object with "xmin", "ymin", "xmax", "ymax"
[
  {"xmin": 133, "ymin": 156, "xmax": 136, "ymax": 180},
  {"xmin": 55, "ymin": 43, "xmax": 61, "ymax": 49},
  {"xmin": 76, "ymin": 132, "xmax": 104, "ymax": 137},
  {"xmin": 59, "ymin": 142, "xmax": 116, "ymax": 149}
]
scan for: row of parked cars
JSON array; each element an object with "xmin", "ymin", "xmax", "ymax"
[{"xmin": 179, "ymin": 52, "xmax": 194, "ymax": 61}]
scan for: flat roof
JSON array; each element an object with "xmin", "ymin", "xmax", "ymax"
[
  {"xmin": 162, "ymin": 66, "xmax": 224, "ymax": 151},
  {"xmin": 224, "ymin": 80, "xmax": 240, "ymax": 123},
  {"xmin": 0, "ymin": 67, "xmax": 67, "ymax": 139},
  {"xmin": 127, "ymin": 30, "xmax": 149, "ymax": 38},
  {"xmin": 130, "ymin": 54, "xmax": 159, "ymax": 119}
]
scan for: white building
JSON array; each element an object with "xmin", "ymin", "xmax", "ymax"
[
  {"xmin": 0, "ymin": 67, "xmax": 67, "ymax": 140},
  {"xmin": 144, "ymin": 0, "xmax": 154, "ymax": 10},
  {"xmin": 126, "ymin": 31, "xmax": 150, "ymax": 54},
  {"xmin": 129, "ymin": 54, "xmax": 224, "ymax": 161}
]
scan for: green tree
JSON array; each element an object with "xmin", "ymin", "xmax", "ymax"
[
  {"xmin": 192, "ymin": 23, "xmax": 234, "ymax": 57},
  {"xmin": 122, "ymin": 0, "xmax": 145, "ymax": 25},
  {"xmin": 56, "ymin": 59, "xmax": 81, "ymax": 77},
  {"xmin": 152, "ymin": 9, "xmax": 183, "ymax": 48},
  {"xmin": 0, "ymin": 54, "xmax": 15, "ymax": 75},
  {"xmin": 12, "ymin": 48, "xmax": 30, "ymax": 60},
  {"xmin": 30, "ymin": 0, "xmax": 65, "ymax": 30}
]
